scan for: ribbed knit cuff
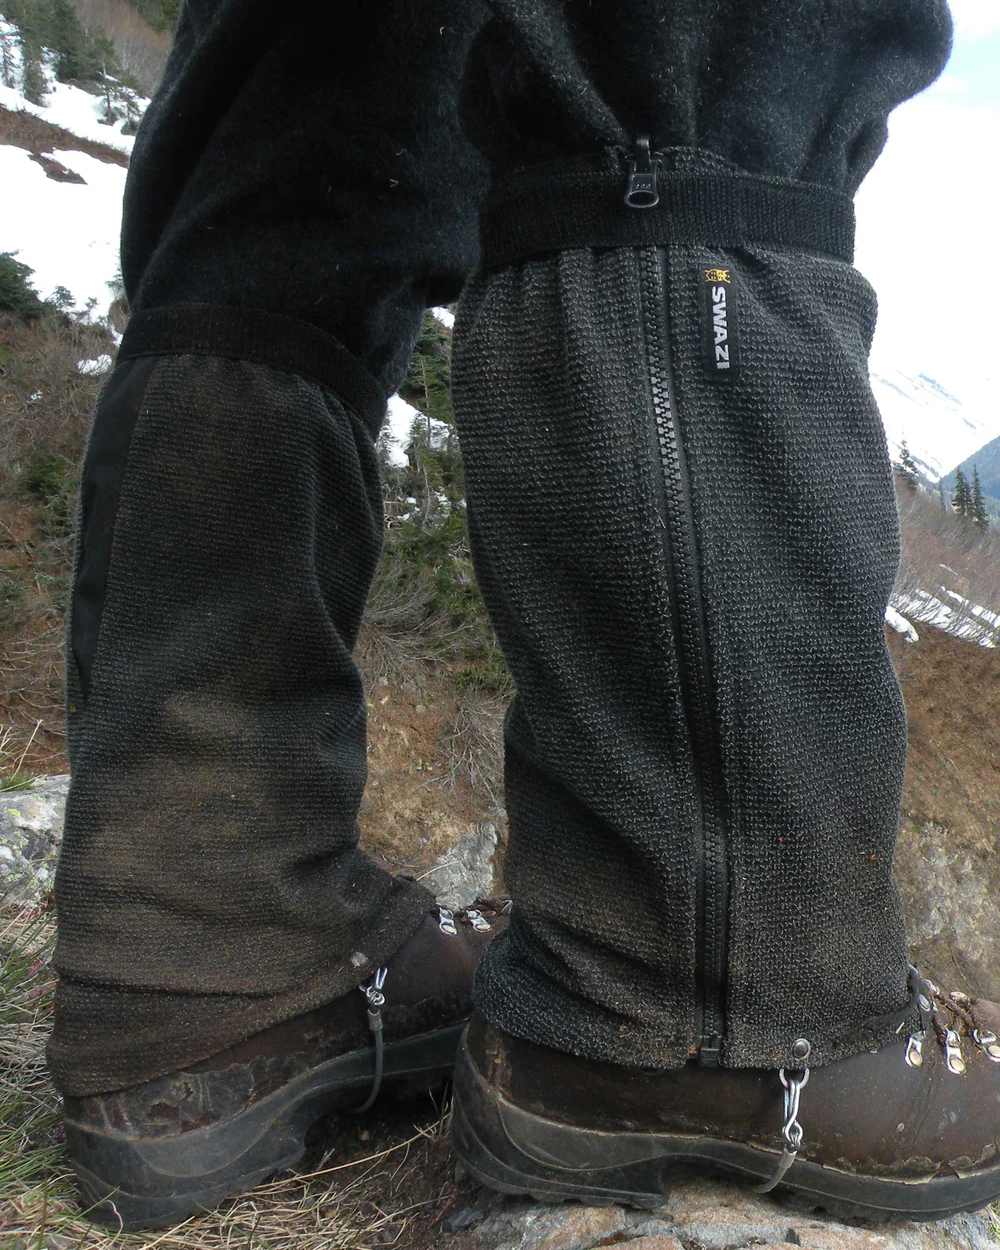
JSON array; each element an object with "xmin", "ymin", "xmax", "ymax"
[
  {"xmin": 481, "ymin": 168, "xmax": 856, "ymax": 271},
  {"xmin": 118, "ymin": 304, "xmax": 386, "ymax": 437}
]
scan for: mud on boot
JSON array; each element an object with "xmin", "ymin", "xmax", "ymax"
[
  {"xmin": 451, "ymin": 969, "xmax": 1000, "ymax": 1222},
  {"xmin": 62, "ymin": 901, "xmax": 509, "ymax": 1229}
]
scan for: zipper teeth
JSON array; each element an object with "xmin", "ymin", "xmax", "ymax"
[{"xmin": 639, "ymin": 245, "xmax": 729, "ymax": 1057}]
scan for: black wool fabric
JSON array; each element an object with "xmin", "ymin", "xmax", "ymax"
[
  {"xmin": 52, "ymin": 0, "xmax": 952, "ymax": 1093},
  {"xmin": 464, "ymin": 0, "xmax": 952, "ymax": 194},
  {"xmin": 452, "ymin": 156, "xmax": 916, "ymax": 1070},
  {"xmin": 51, "ymin": 349, "xmax": 435, "ymax": 1094}
]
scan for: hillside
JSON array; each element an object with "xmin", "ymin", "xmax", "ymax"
[{"xmin": 942, "ymin": 432, "xmax": 1000, "ymax": 519}]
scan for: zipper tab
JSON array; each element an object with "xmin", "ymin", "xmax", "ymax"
[{"xmin": 625, "ymin": 135, "xmax": 659, "ymax": 209}]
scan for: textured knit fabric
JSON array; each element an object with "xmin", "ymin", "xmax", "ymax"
[
  {"xmin": 50, "ymin": 347, "xmax": 435, "ymax": 1093},
  {"xmin": 52, "ymin": 0, "xmax": 952, "ymax": 1093},
  {"xmin": 452, "ymin": 152, "xmax": 916, "ymax": 1069}
]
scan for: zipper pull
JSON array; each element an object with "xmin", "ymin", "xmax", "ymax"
[{"xmin": 624, "ymin": 135, "xmax": 659, "ymax": 209}]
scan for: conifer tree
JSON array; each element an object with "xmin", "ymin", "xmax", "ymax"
[
  {"xmin": 898, "ymin": 440, "xmax": 919, "ymax": 491},
  {"xmin": 0, "ymin": 252, "xmax": 48, "ymax": 319},
  {"xmin": 952, "ymin": 468, "xmax": 971, "ymax": 519},
  {"xmin": 1, "ymin": 27, "xmax": 17, "ymax": 88},
  {"xmin": 971, "ymin": 466, "xmax": 990, "ymax": 534},
  {"xmin": 938, "ymin": 480, "xmax": 947, "ymax": 512},
  {"xmin": 47, "ymin": 0, "xmax": 100, "ymax": 81},
  {"xmin": 20, "ymin": 35, "xmax": 48, "ymax": 103}
]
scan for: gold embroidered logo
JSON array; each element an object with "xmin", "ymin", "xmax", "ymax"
[{"xmin": 704, "ymin": 268, "xmax": 731, "ymax": 283}]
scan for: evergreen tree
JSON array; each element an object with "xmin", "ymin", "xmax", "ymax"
[
  {"xmin": 47, "ymin": 0, "xmax": 102, "ymax": 81},
  {"xmin": 0, "ymin": 252, "xmax": 48, "ymax": 320},
  {"xmin": 1, "ymin": 26, "xmax": 18, "ymax": 88},
  {"xmin": 127, "ymin": 0, "xmax": 180, "ymax": 32},
  {"xmin": 938, "ymin": 479, "xmax": 947, "ymax": 512},
  {"xmin": 952, "ymin": 468, "xmax": 971, "ymax": 518},
  {"xmin": 20, "ymin": 34, "xmax": 48, "ymax": 103},
  {"xmin": 971, "ymin": 466, "xmax": 990, "ymax": 534},
  {"xmin": 898, "ymin": 440, "xmax": 919, "ymax": 491}
]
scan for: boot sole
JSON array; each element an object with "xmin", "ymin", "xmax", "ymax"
[
  {"xmin": 451, "ymin": 1034, "xmax": 1000, "ymax": 1223},
  {"xmin": 65, "ymin": 1022, "xmax": 465, "ymax": 1229}
]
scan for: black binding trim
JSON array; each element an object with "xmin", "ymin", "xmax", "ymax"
[
  {"xmin": 481, "ymin": 171, "xmax": 856, "ymax": 271},
  {"xmin": 118, "ymin": 304, "xmax": 385, "ymax": 434}
]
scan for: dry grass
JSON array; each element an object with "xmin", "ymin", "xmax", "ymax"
[
  {"xmin": 0, "ymin": 313, "xmax": 113, "ymax": 776},
  {"xmin": 435, "ymin": 689, "xmax": 505, "ymax": 813},
  {"xmin": 356, "ymin": 564, "xmax": 457, "ymax": 687},
  {"xmin": 0, "ymin": 903, "xmax": 465, "ymax": 1250}
]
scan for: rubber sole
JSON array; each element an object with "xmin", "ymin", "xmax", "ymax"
[
  {"xmin": 65, "ymin": 1022, "xmax": 465, "ymax": 1229},
  {"xmin": 450, "ymin": 1035, "xmax": 1000, "ymax": 1223}
]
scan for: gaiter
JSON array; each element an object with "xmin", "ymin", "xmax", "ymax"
[
  {"xmin": 49, "ymin": 0, "xmax": 953, "ymax": 1093},
  {"xmin": 451, "ymin": 3, "xmax": 953, "ymax": 1072},
  {"xmin": 48, "ymin": 0, "xmax": 490, "ymax": 1097}
]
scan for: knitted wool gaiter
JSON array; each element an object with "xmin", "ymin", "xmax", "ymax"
[{"xmin": 49, "ymin": 0, "xmax": 953, "ymax": 1093}]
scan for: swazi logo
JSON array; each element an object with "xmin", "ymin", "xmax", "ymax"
[
  {"xmin": 699, "ymin": 265, "xmax": 740, "ymax": 381},
  {"xmin": 709, "ymin": 284, "xmax": 732, "ymax": 369}
]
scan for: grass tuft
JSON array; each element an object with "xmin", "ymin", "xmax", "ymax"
[{"xmin": 0, "ymin": 901, "xmax": 466, "ymax": 1248}]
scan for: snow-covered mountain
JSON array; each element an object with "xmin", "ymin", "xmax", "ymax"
[{"xmin": 871, "ymin": 365, "xmax": 1000, "ymax": 485}]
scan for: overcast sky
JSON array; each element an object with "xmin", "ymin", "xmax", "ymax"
[{"xmin": 855, "ymin": 0, "xmax": 1000, "ymax": 412}]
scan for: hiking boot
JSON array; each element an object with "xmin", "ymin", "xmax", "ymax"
[
  {"xmin": 62, "ymin": 901, "xmax": 509, "ymax": 1229},
  {"xmin": 452, "ymin": 969, "xmax": 1000, "ymax": 1222}
]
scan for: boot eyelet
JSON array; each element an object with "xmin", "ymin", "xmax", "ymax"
[
  {"xmin": 944, "ymin": 1029, "xmax": 966, "ymax": 1075},
  {"xmin": 905, "ymin": 1034, "xmax": 924, "ymax": 1068},
  {"xmin": 973, "ymin": 1030, "xmax": 1000, "ymax": 1063}
]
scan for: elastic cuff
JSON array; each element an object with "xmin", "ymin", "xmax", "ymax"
[
  {"xmin": 481, "ymin": 168, "xmax": 856, "ymax": 271},
  {"xmin": 118, "ymin": 304, "xmax": 386, "ymax": 436}
]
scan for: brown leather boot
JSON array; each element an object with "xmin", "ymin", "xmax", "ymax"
[
  {"xmin": 452, "ymin": 969, "xmax": 1000, "ymax": 1222},
  {"xmin": 63, "ymin": 901, "xmax": 508, "ymax": 1229}
]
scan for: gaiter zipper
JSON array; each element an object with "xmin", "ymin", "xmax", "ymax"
[{"xmin": 628, "ymin": 137, "xmax": 730, "ymax": 1066}]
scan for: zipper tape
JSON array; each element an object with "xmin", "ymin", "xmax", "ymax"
[{"xmin": 480, "ymin": 170, "xmax": 855, "ymax": 272}]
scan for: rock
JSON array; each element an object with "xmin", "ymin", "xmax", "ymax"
[
  {"xmin": 618, "ymin": 1239, "xmax": 684, "ymax": 1250},
  {"xmin": 0, "ymin": 775, "xmax": 70, "ymax": 903},
  {"xmin": 425, "ymin": 821, "xmax": 498, "ymax": 909},
  {"xmin": 896, "ymin": 820, "xmax": 1000, "ymax": 1003},
  {"xmin": 468, "ymin": 1203, "xmax": 633, "ymax": 1250},
  {"xmin": 452, "ymin": 1177, "xmax": 996, "ymax": 1250}
]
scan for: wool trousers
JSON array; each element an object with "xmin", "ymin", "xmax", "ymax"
[{"xmin": 48, "ymin": 0, "xmax": 953, "ymax": 1095}]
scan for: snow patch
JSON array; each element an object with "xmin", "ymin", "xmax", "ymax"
[
  {"xmin": 380, "ymin": 394, "xmax": 452, "ymax": 468},
  {"xmin": 892, "ymin": 588, "xmax": 999, "ymax": 649},
  {"xmin": 77, "ymin": 354, "xmax": 113, "ymax": 376},
  {"xmin": 431, "ymin": 306, "xmax": 455, "ymax": 329},
  {"xmin": 885, "ymin": 605, "xmax": 919, "ymax": 643},
  {"xmin": 0, "ymin": 145, "xmax": 127, "ymax": 317},
  {"xmin": 380, "ymin": 395, "xmax": 423, "ymax": 468}
]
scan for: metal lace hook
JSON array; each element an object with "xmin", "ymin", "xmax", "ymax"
[
  {"xmin": 349, "ymin": 966, "xmax": 388, "ymax": 1113},
  {"xmin": 756, "ymin": 1066, "xmax": 810, "ymax": 1193}
]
